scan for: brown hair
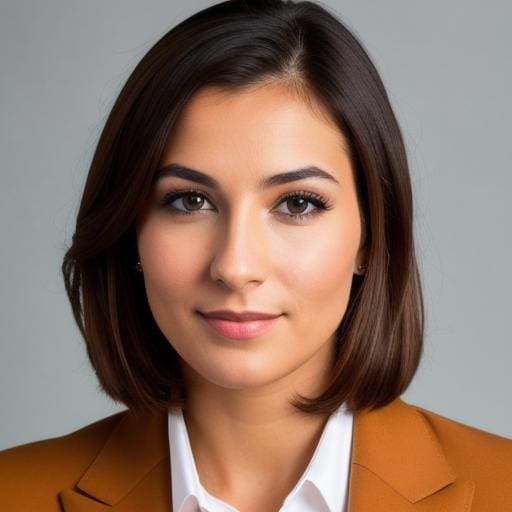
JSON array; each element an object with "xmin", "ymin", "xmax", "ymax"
[{"xmin": 62, "ymin": 0, "xmax": 424, "ymax": 416}]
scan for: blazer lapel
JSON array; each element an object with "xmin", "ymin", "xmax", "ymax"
[
  {"xmin": 59, "ymin": 398, "xmax": 475, "ymax": 511},
  {"xmin": 347, "ymin": 397, "xmax": 475, "ymax": 511},
  {"xmin": 59, "ymin": 409, "xmax": 172, "ymax": 511}
]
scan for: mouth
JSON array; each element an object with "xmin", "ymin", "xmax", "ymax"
[
  {"xmin": 196, "ymin": 311, "xmax": 282, "ymax": 340},
  {"xmin": 198, "ymin": 309, "xmax": 282, "ymax": 321}
]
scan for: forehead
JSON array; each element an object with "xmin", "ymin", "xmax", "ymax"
[{"xmin": 161, "ymin": 83, "xmax": 350, "ymax": 171}]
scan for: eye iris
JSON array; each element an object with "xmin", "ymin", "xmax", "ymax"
[
  {"xmin": 184, "ymin": 193, "xmax": 204, "ymax": 210},
  {"xmin": 287, "ymin": 196, "xmax": 308, "ymax": 214}
]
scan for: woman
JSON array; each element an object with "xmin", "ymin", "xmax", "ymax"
[{"xmin": 1, "ymin": 0, "xmax": 510, "ymax": 510}]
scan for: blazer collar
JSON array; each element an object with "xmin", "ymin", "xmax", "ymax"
[
  {"xmin": 347, "ymin": 398, "xmax": 475, "ymax": 510},
  {"xmin": 59, "ymin": 410, "xmax": 171, "ymax": 511},
  {"xmin": 59, "ymin": 398, "xmax": 475, "ymax": 511}
]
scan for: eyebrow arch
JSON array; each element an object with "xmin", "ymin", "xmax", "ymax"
[{"xmin": 154, "ymin": 163, "xmax": 340, "ymax": 190}]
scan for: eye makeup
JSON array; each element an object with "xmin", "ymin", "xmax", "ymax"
[{"xmin": 157, "ymin": 187, "xmax": 334, "ymax": 223}]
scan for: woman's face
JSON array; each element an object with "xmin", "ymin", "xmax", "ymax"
[{"xmin": 135, "ymin": 83, "xmax": 365, "ymax": 394}]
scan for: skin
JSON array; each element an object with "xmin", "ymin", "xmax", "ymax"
[{"xmin": 135, "ymin": 82, "xmax": 366, "ymax": 511}]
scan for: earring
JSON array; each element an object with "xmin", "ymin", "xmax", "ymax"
[
  {"xmin": 357, "ymin": 263, "xmax": 367, "ymax": 274},
  {"xmin": 135, "ymin": 261, "xmax": 143, "ymax": 273}
]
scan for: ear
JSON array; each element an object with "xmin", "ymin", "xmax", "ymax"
[
  {"xmin": 354, "ymin": 245, "xmax": 368, "ymax": 275},
  {"xmin": 354, "ymin": 205, "xmax": 368, "ymax": 275}
]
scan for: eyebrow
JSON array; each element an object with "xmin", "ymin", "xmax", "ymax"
[{"xmin": 154, "ymin": 163, "xmax": 340, "ymax": 190}]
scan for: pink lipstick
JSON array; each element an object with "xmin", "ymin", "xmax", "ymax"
[{"xmin": 197, "ymin": 312, "xmax": 282, "ymax": 340}]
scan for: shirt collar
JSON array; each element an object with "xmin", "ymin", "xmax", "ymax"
[
  {"xmin": 168, "ymin": 407, "xmax": 208, "ymax": 512},
  {"xmin": 168, "ymin": 403, "xmax": 353, "ymax": 512},
  {"xmin": 282, "ymin": 402, "xmax": 353, "ymax": 511}
]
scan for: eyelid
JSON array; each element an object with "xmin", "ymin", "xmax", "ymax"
[
  {"xmin": 157, "ymin": 187, "xmax": 333, "ymax": 219},
  {"xmin": 158, "ymin": 187, "xmax": 331, "ymax": 206}
]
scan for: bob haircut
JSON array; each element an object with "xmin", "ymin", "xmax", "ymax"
[{"xmin": 62, "ymin": 0, "xmax": 424, "ymax": 417}]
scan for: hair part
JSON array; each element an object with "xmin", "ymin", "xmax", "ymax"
[{"xmin": 62, "ymin": 0, "xmax": 424, "ymax": 416}]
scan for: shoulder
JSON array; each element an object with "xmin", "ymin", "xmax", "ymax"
[
  {"xmin": 403, "ymin": 399, "xmax": 512, "ymax": 491},
  {"xmin": 408, "ymin": 399, "xmax": 512, "ymax": 455},
  {"xmin": 0, "ymin": 409, "xmax": 129, "ymax": 511}
]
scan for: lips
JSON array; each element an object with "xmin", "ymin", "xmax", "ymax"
[
  {"xmin": 196, "ymin": 311, "xmax": 282, "ymax": 340},
  {"xmin": 199, "ymin": 309, "xmax": 281, "ymax": 322}
]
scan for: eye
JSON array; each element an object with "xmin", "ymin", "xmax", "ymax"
[
  {"xmin": 158, "ymin": 188, "xmax": 332, "ymax": 222},
  {"xmin": 273, "ymin": 191, "xmax": 331, "ymax": 221},
  {"xmin": 159, "ymin": 189, "xmax": 215, "ymax": 215}
]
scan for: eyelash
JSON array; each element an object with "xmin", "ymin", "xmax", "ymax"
[{"xmin": 158, "ymin": 188, "xmax": 332, "ymax": 222}]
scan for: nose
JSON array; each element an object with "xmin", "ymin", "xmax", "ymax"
[{"xmin": 209, "ymin": 206, "xmax": 267, "ymax": 291}]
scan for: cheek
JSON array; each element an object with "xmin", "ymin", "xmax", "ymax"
[
  {"xmin": 284, "ymin": 216, "xmax": 360, "ymax": 315},
  {"xmin": 136, "ymin": 220, "xmax": 206, "ymax": 304}
]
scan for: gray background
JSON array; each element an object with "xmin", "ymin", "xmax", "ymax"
[{"xmin": 1, "ymin": 0, "xmax": 510, "ymax": 450}]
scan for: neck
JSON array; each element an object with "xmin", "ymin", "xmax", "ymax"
[{"xmin": 179, "ymin": 339, "xmax": 337, "ymax": 506}]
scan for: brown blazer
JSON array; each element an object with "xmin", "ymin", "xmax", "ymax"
[{"xmin": 1, "ymin": 397, "xmax": 511, "ymax": 511}]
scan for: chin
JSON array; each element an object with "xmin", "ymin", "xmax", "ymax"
[{"xmin": 194, "ymin": 362, "xmax": 286, "ymax": 391}]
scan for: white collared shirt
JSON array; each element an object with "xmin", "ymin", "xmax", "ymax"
[{"xmin": 168, "ymin": 402, "xmax": 353, "ymax": 512}]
